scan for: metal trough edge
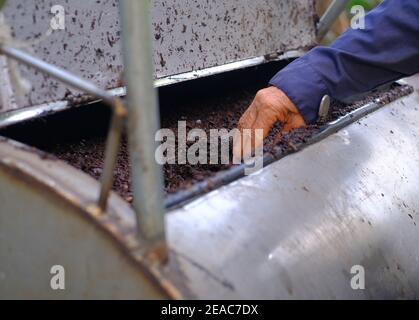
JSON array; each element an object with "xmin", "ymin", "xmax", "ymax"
[
  {"xmin": 0, "ymin": 50, "xmax": 305, "ymax": 129},
  {"xmin": 165, "ymin": 83, "xmax": 414, "ymax": 209}
]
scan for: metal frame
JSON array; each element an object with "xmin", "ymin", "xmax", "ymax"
[
  {"xmin": 0, "ymin": 45, "xmax": 127, "ymax": 213},
  {"xmin": 0, "ymin": 49, "xmax": 306, "ymax": 130},
  {"xmin": 317, "ymin": 0, "xmax": 351, "ymax": 41},
  {"xmin": 120, "ymin": 0, "xmax": 166, "ymax": 252}
]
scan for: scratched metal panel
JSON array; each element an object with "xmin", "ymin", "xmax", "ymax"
[
  {"xmin": 152, "ymin": 0, "xmax": 317, "ymax": 77},
  {"xmin": 0, "ymin": 0, "xmax": 316, "ymax": 112},
  {"xmin": 1, "ymin": 0, "xmax": 124, "ymax": 113}
]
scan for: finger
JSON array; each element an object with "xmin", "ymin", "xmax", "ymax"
[
  {"xmin": 237, "ymin": 102, "xmax": 258, "ymax": 130},
  {"xmin": 241, "ymin": 107, "xmax": 280, "ymax": 159},
  {"xmin": 281, "ymin": 114, "xmax": 306, "ymax": 134},
  {"xmin": 233, "ymin": 102, "xmax": 258, "ymax": 162},
  {"xmin": 251, "ymin": 107, "xmax": 279, "ymax": 139}
]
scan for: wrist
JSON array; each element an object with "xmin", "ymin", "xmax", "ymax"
[{"xmin": 257, "ymin": 86, "xmax": 302, "ymax": 119}]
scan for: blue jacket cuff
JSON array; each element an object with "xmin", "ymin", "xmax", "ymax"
[{"xmin": 269, "ymin": 56, "xmax": 329, "ymax": 124}]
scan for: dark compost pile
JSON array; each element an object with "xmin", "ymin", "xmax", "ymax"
[{"xmin": 0, "ymin": 62, "xmax": 413, "ymax": 203}]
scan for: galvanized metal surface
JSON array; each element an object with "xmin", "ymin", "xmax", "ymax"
[
  {"xmin": 0, "ymin": 139, "xmax": 183, "ymax": 299},
  {"xmin": 150, "ymin": 0, "xmax": 317, "ymax": 77},
  {"xmin": 165, "ymin": 75, "xmax": 419, "ymax": 299},
  {"xmin": 0, "ymin": 0, "xmax": 317, "ymax": 112}
]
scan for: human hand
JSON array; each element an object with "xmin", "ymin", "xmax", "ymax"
[{"xmin": 233, "ymin": 87, "xmax": 306, "ymax": 161}]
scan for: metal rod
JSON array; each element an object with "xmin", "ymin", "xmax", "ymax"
[
  {"xmin": 98, "ymin": 99, "xmax": 127, "ymax": 211},
  {"xmin": 0, "ymin": 44, "xmax": 126, "ymax": 212},
  {"xmin": 317, "ymin": 0, "xmax": 351, "ymax": 41},
  {"xmin": 0, "ymin": 55, "xmax": 18, "ymax": 111},
  {"xmin": 0, "ymin": 45, "xmax": 115, "ymax": 105},
  {"xmin": 120, "ymin": 1, "xmax": 166, "ymax": 246}
]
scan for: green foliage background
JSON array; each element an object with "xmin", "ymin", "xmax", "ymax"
[
  {"xmin": 347, "ymin": 0, "xmax": 383, "ymax": 12},
  {"xmin": 0, "ymin": 0, "xmax": 6, "ymax": 11}
]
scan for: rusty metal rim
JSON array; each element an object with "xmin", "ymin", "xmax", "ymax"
[
  {"xmin": 165, "ymin": 82, "xmax": 413, "ymax": 210},
  {"xmin": 0, "ymin": 50, "xmax": 305, "ymax": 130},
  {"xmin": 0, "ymin": 141, "xmax": 186, "ymax": 299}
]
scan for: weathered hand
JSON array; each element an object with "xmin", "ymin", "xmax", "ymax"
[{"xmin": 233, "ymin": 87, "xmax": 306, "ymax": 161}]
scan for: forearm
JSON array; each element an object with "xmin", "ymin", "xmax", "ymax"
[{"xmin": 270, "ymin": 0, "xmax": 419, "ymax": 124}]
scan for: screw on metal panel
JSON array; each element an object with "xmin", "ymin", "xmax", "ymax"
[{"xmin": 318, "ymin": 95, "xmax": 331, "ymax": 121}]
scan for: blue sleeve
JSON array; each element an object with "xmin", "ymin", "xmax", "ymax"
[{"xmin": 269, "ymin": 0, "xmax": 419, "ymax": 124}]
